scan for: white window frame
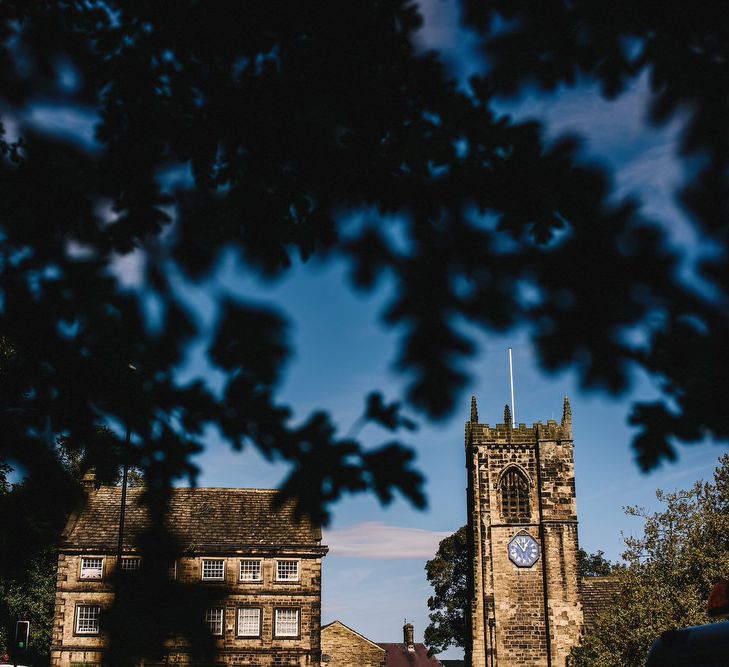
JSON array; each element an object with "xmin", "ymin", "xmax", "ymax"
[
  {"xmin": 274, "ymin": 608, "xmax": 300, "ymax": 638},
  {"xmin": 79, "ymin": 557, "xmax": 104, "ymax": 580},
  {"xmin": 205, "ymin": 608, "xmax": 224, "ymax": 636},
  {"xmin": 201, "ymin": 559, "xmax": 225, "ymax": 581},
  {"xmin": 236, "ymin": 607, "xmax": 262, "ymax": 637},
  {"xmin": 275, "ymin": 559, "xmax": 300, "ymax": 582},
  {"xmin": 239, "ymin": 559, "xmax": 262, "ymax": 582},
  {"xmin": 120, "ymin": 557, "xmax": 141, "ymax": 572},
  {"xmin": 75, "ymin": 604, "xmax": 101, "ymax": 635}
]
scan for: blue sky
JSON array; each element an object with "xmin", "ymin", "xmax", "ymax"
[{"xmin": 18, "ymin": 2, "xmax": 726, "ymax": 660}]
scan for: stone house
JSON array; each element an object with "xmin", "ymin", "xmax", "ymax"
[
  {"xmin": 320, "ymin": 621, "xmax": 442, "ymax": 667},
  {"xmin": 51, "ymin": 478, "xmax": 328, "ymax": 667},
  {"xmin": 319, "ymin": 621, "xmax": 385, "ymax": 667}
]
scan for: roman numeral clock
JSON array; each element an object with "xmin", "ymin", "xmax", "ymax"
[{"xmin": 508, "ymin": 532, "xmax": 539, "ymax": 568}]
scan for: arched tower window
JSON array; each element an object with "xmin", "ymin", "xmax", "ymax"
[{"xmin": 501, "ymin": 468, "xmax": 530, "ymax": 520}]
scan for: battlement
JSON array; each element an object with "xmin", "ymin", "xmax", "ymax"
[
  {"xmin": 469, "ymin": 420, "xmax": 570, "ymax": 444},
  {"xmin": 466, "ymin": 395, "xmax": 573, "ymax": 445}
]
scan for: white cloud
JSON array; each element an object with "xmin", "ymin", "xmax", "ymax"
[{"xmin": 324, "ymin": 521, "xmax": 450, "ymax": 559}]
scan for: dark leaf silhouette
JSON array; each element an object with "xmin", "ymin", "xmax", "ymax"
[
  {"xmin": 364, "ymin": 392, "xmax": 418, "ymax": 432},
  {"xmin": 1, "ymin": 0, "xmax": 728, "ymax": 662}
]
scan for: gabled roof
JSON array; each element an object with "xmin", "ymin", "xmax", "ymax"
[
  {"xmin": 377, "ymin": 643, "xmax": 443, "ymax": 667},
  {"xmin": 62, "ymin": 486, "xmax": 325, "ymax": 553},
  {"xmin": 321, "ymin": 619, "xmax": 441, "ymax": 667},
  {"xmin": 321, "ymin": 620, "xmax": 386, "ymax": 651}
]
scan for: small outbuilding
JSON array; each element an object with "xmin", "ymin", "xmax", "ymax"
[
  {"xmin": 320, "ymin": 620, "xmax": 386, "ymax": 667},
  {"xmin": 321, "ymin": 621, "xmax": 443, "ymax": 667}
]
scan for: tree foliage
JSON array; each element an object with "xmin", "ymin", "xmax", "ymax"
[
  {"xmin": 0, "ymin": 549, "xmax": 57, "ymax": 665},
  {"xmin": 0, "ymin": 433, "xmax": 108, "ymax": 663},
  {"xmin": 461, "ymin": 0, "xmax": 729, "ymax": 470},
  {"xmin": 577, "ymin": 549, "xmax": 617, "ymax": 578},
  {"xmin": 0, "ymin": 0, "xmax": 728, "ymax": 662},
  {"xmin": 571, "ymin": 455, "xmax": 729, "ymax": 667},
  {"xmin": 424, "ymin": 526, "xmax": 469, "ymax": 655},
  {"xmin": 0, "ymin": 457, "xmax": 74, "ymax": 665}
]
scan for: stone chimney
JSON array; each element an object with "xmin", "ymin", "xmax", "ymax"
[
  {"xmin": 403, "ymin": 622, "xmax": 415, "ymax": 652},
  {"xmin": 81, "ymin": 468, "xmax": 98, "ymax": 493}
]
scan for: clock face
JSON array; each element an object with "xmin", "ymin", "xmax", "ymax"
[{"xmin": 508, "ymin": 533, "xmax": 539, "ymax": 568}]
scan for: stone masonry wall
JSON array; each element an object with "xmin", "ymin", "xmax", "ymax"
[
  {"xmin": 479, "ymin": 437, "xmax": 548, "ymax": 667},
  {"xmin": 467, "ymin": 403, "xmax": 583, "ymax": 667},
  {"xmin": 544, "ymin": 523, "xmax": 582, "ymax": 666},
  {"xmin": 52, "ymin": 553, "xmax": 323, "ymax": 667},
  {"xmin": 539, "ymin": 438, "xmax": 582, "ymax": 667},
  {"xmin": 466, "ymin": 421, "xmax": 486, "ymax": 667},
  {"xmin": 490, "ymin": 526, "xmax": 548, "ymax": 666},
  {"xmin": 320, "ymin": 622, "xmax": 385, "ymax": 667}
]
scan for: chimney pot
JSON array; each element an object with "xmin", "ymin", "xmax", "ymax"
[
  {"xmin": 81, "ymin": 469, "xmax": 98, "ymax": 493},
  {"xmin": 403, "ymin": 622, "xmax": 414, "ymax": 651}
]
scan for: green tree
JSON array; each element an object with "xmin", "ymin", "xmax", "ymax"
[
  {"xmin": 571, "ymin": 455, "xmax": 729, "ymax": 667},
  {"xmin": 0, "ymin": 549, "xmax": 57, "ymax": 665},
  {"xmin": 423, "ymin": 526, "xmax": 617, "ymax": 656},
  {"xmin": 0, "ymin": 437, "xmax": 87, "ymax": 664},
  {"xmin": 424, "ymin": 526, "xmax": 469, "ymax": 656},
  {"xmin": 577, "ymin": 549, "xmax": 617, "ymax": 578},
  {"xmin": 0, "ymin": 430, "xmax": 145, "ymax": 664},
  {"xmin": 0, "ymin": 466, "xmax": 70, "ymax": 665}
]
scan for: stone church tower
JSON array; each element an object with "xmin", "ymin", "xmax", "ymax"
[{"xmin": 465, "ymin": 397, "xmax": 583, "ymax": 667}]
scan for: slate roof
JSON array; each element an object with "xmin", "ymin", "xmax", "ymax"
[
  {"xmin": 62, "ymin": 486, "xmax": 324, "ymax": 553},
  {"xmin": 377, "ymin": 643, "xmax": 443, "ymax": 667},
  {"xmin": 581, "ymin": 575, "xmax": 623, "ymax": 633}
]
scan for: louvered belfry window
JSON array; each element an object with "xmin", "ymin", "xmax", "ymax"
[{"xmin": 501, "ymin": 468, "xmax": 530, "ymax": 519}]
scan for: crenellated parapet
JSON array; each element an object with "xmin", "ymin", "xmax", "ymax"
[{"xmin": 468, "ymin": 420, "xmax": 572, "ymax": 446}]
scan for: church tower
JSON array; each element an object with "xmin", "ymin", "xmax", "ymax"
[{"xmin": 465, "ymin": 397, "xmax": 583, "ymax": 667}]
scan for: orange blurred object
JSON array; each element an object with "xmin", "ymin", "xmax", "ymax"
[{"xmin": 707, "ymin": 580, "xmax": 729, "ymax": 619}]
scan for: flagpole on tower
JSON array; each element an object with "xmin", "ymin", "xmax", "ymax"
[{"xmin": 508, "ymin": 347, "xmax": 516, "ymax": 428}]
